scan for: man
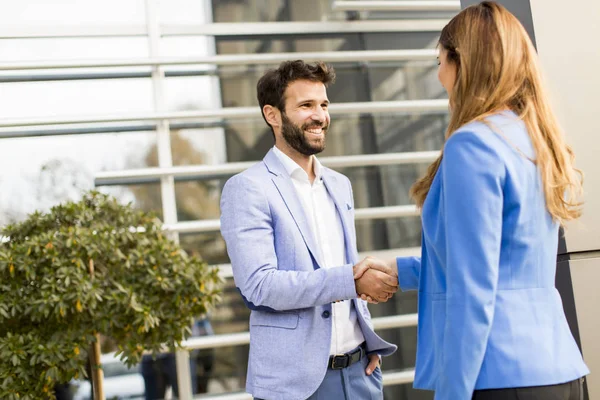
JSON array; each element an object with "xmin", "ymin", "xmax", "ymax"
[
  {"xmin": 220, "ymin": 60, "xmax": 399, "ymax": 400},
  {"xmin": 141, "ymin": 317, "xmax": 212, "ymax": 398}
]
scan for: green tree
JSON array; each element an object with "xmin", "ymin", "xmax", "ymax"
[{"xmin": 0, "ymin": 191, "xmax": 222, "ymax": 399}]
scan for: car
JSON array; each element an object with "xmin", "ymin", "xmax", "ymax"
[{"xmin": 72, "ymin": 352, "xmax": 145, "ymax": 400}]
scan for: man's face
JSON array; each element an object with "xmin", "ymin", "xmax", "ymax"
[{"xmin": 280, "ymin": 79, "xmax": 330, "ymax": 156}]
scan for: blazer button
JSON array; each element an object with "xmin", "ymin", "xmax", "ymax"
[{"xmin": 322, "ymin": 311, "xmax": 331, "ymax": 319}]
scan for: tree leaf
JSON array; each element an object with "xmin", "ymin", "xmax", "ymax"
[{"xmin": 0, "ymin": 190, "xmax": 223, "ymax": 395}]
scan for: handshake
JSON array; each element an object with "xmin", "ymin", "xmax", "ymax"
[{"xmin": 353, "ymin": 257, "xmax": 399, "ymax": 303}]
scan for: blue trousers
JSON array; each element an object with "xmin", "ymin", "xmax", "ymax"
[{"xmin": 255, "ymin": 353, "xmax": 383, "ymax": 400}]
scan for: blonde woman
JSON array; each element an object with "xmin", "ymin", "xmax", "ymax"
[{"xmin": 356, "ymin": 2, "xmax": 588, "ymax": 399}]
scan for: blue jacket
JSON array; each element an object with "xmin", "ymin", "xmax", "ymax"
[
  {"xmin": 397, "ymin": 111, "xmax": 588, "ymax": 400},
  {"xmin": 220, "ymin": 149, "xmax": 396, "ymax": 400}
]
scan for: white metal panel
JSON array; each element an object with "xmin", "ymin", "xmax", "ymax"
[
  {"xmin": 355, "ymin": 205, "xmax": 419, "ymax": 220},
  {"xmin": 0, "ymin": 99, "xmax": 448, "ymax": 128},
  {"xmin": 0, "ymin": 49, "xmax": 438, "ymax": 71},
  {"xmin": 146, "ymin": 1, "xmax": 191, "ymax": 398},
  {"xmin": 181, "ymin": 315, "xmax": 416, "ymax": 351},
  {"xmin": 382, "ymin": 369, "xmax": 417, "ymax": 385},
  {"xmin": 164, "ymin": 205, "xmax": 419, "ymax": 234},
  {"xmin": 529, "ymin": 0, "xmax": 600, "ymax": 254},
  {"xmin": 0, "ymin": 20, "xmax": 448, "ymax": 39},
  {"xmin": 162, "ymin": 20, "xmax": 449, "ymax": 36},
  {"xmin": 0, "ymin": 25, "xmax": 148, "ymax": 39},
  {"xmin": 164, "ymin": 219, "xmax": 221, "ymax": 234},
  {"xmin": 194, "ymin": 369, "xmax": 415, "ymax": 399},
  {"xmin": 94, "ymin": 151, "xmax": 440, "ymax": 184},
  {"xmin": 333, "ymin": 0, "xmax": 461, "ymax": 12},
  {"xmin": 216, "ymin": 247, "xmax": 422, "ymax": 279}
]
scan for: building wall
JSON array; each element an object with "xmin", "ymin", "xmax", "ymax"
[{"xmin": 529, "ymin": 1, "xmax": 600, "ymax": 397}]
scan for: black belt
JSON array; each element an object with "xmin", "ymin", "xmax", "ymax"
[{"xmin": 328, "ymin": 343, "xmax": 366, "ymax": 370}]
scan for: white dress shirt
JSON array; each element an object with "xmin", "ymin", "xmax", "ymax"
[{"xmin": 272, "ymin": 146, "xmax": 365, "ymax": 355}]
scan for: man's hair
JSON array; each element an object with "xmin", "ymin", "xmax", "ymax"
[{"xmin": 256, "ymin": 60, "xmax": 336, "ymax": 135}]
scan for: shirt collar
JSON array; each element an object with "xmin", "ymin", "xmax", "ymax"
[{"xmin": 272, "ymin": 146, "xmax": 323, "ymax": 183}]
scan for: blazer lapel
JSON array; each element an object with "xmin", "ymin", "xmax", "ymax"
[
  {"xmin": 264, "ymin": 149, "xmax": 324, "ymax": 269},
  {"xmin": 322, "ymin": 170, "xmax": 356, "ymax": 265}
]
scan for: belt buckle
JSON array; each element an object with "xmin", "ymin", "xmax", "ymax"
[{"xmin": 330, "ymin": 354, "xmax": 348, "ymax": 370}]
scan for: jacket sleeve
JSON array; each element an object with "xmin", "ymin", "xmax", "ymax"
[
  {"xmin": 220, "ymin": 174, "xmax": 358, "ymax": 312},
  {"xmin": 396, "ymin": 256, "xmax": 421, "ymax": 291},
  {"xmin": 435, "ymin": 131, "xmax": 504, "ymax": 400}
]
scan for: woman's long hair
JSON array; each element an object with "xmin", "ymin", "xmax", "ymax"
[{"xmin": 410, "ymin": 1, "xmax": 583, "ymax": 224}]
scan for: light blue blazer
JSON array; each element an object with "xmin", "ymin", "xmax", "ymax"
[
  {"xmin": 397, "ymin": 111, "xmax": 589, "ymax": 399},
  {"xmin": 220, "ymin": 149, "xmax": 397, "ymax": 400}
]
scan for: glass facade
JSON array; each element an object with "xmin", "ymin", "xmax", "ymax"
[
  {"xmin": 172, "ymin": 1, "xmax": 456, "ymax": 398},
  {"xmin": 0, "ymin": 1, "xmax": 457, "ymax": 398}
]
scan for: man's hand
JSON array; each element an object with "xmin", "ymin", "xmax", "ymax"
[
  {"xmin": 353, "ymin": 257, "xmax": 398, "ymax": 303},
  {"xmin": 365, "ymin": 353, "xmax": 380, "ymax": 375},
  {"xmin": 353, "ymin": 257, "xmax": 397, "ymax": 280}
]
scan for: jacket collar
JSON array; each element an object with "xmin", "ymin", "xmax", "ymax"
[{"xmin": 263, "ymin": 149, "xmax": 357, "ymax": 266}]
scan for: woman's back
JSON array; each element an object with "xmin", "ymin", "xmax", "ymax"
[
  {"xmin": 483, "ymin": 111, "xmax": 560, "ymax": 290},
  {"xmin": 458, "ymin": 112, "xmax": 587, "ymax": 388},
  {"xmin": 411, "ymin": 111, "xmax": 589, "ymax": 396}
]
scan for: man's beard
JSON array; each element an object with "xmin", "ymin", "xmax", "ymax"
[{"xmin": 281, "ymin": 112, "xmax": 328, "ymax": 156}]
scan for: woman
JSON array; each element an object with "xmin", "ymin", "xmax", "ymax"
[{"xmin": 359, "ymin": 2, "xmax": 588, "ymax": 399}]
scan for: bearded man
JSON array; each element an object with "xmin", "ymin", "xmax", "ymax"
[{"xmin": 220, "ymin": 60, "xmax": 398, "ymax": 400}]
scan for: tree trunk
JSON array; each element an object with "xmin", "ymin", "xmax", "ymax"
[{"xmin": 89, "ymin": 259, "xmax": 105, "ymax": 400}]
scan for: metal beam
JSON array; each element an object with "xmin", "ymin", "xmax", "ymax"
[
  {"xmin": 333, "ymin": 0, "xmax": 461, "ymax": 12},
  {"xmin": 0, "ymin": 121, "xmax": 225, "ymax": 140},
  {"xmin": 164, "ymin": 205, "xmax": 419, "ymax": 234},
  {"xmin": 162, "ymin": 20, "xmax": 449, "ymax": 36},
  {"xmin": 0, "ymin": 20, "xmax": 448, "ymax": 40},
  {"xmin": 0, "ymin": 49, "xmax": 437, "ymax": 71},
  {"xmin": 0, "ymin": 99, "xmax": 449, "ymax": 128},
  {"xmin": 383, "ymin": 370, "xmax": 417, "ymax": 386},
  {"xmin": 195, "ymin": 369, "xmax": 415, "ymax": 399},
  {"xmin": 181, "ymin": 314, "xmax": 417, "ymax": 351},
  {"xmin": 355, "ymin": 205, "xmax": 419, "ymax": 220},
  {"xmin": 94, "ymin": 151, "xmax": 440, "ymax": 186},
  {"xmin": 215, "ymin": 246, "xmax": 421, "ymax": 279},
  {"xmin": 165, "ymin": 219, "xmax": 221, "ymax": 234},
  {"xmin": 0, "ymin": 25, "xmax": 147, "ymax": 39},
  {"xmin": 0, "ymin": 70, "xmax": 216, "ymax": 83}
]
